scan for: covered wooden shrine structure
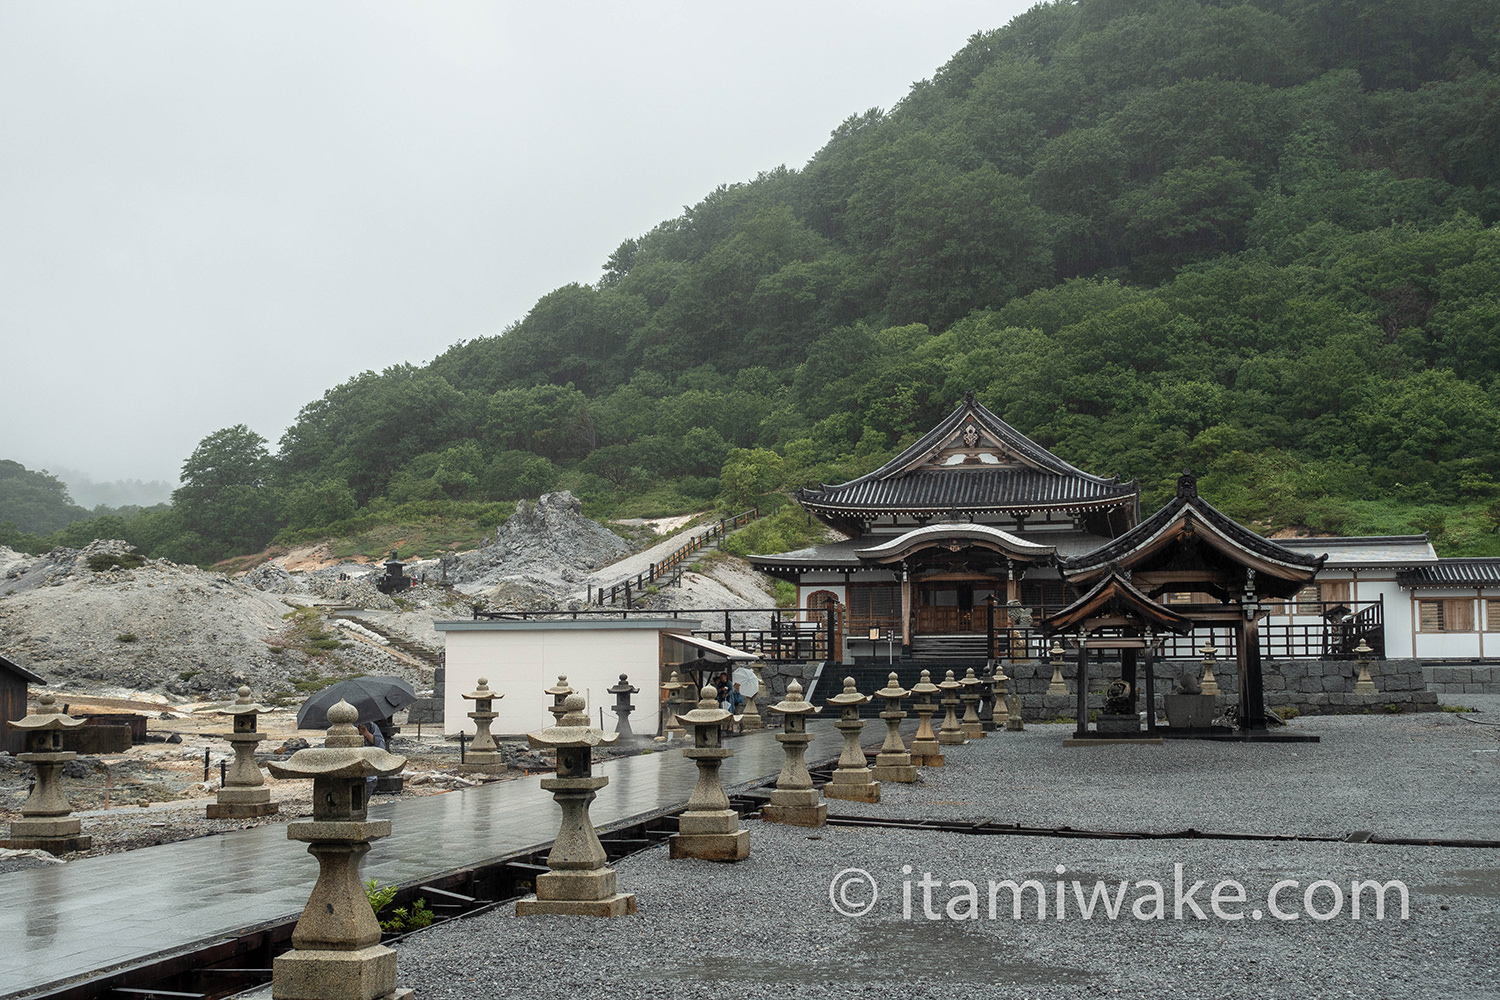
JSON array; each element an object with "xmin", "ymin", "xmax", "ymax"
[
  {"xmin": 1044, "ymin": 570, "xmax": 1193, "ymax": 740},
  {"xmin": 1055, "ymin": 471, "xmax": 1326, "ymax": 737}
]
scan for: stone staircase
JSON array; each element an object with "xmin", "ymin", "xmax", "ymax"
[
  {"xmin": 910, "ymin": 634, "xmax": 991, "ymax": 661},
  {"xmin": 333, "ymin": 614, "xmax": 444, "ymax": 672}
]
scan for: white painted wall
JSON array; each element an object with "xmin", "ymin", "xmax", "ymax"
[{"xmin": 436, "ymin": 620, "xmax": 677, "ymax": 738}]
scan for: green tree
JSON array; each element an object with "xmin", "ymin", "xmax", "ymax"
[{"xmin": 172, "ymin": 425, "xmax": 278, "ymax": 559}]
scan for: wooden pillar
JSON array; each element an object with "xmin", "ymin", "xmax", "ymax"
[
  {"xmin": 825, "ymin": 596, "xmax": 840, "ymax": 666},
  {"xmin": 900, "ymin": 567, "xmax": 912, "ymax": 651},
  {"xmin": 1237, "ymin": 614, "xmax": 1267, "ymax": 732},
  {"xmin": 1074, "ymin": 641, "xmax": 1089, "ymax": 738},
  {"xmin": 986, "ymin": 596, "xmax": 997, "ymax": 659},
  {"xmin": 1143, "ymin": 642, "xmax": 1157, "ymax": 734},
  {"xmin": 1005, "ymin": 560, "xmax": 1019, "ymax": 605},
  {"xmin": 1121, "ymin": 648, "xmax": 1138, "ymax": 715}
]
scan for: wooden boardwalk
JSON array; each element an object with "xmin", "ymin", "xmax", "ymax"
[{"xmin": 0, "ymin": 722, "xmax": 851, "ymax": 997}]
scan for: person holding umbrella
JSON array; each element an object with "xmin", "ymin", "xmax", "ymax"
[{"xmin": 360, "ymin": 720, "xmax": 386, "ymax": 799}]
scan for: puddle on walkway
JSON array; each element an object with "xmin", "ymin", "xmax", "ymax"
[{"xmin": 643, "ymin": 918, "xmax": 1093, "ymax": 986}]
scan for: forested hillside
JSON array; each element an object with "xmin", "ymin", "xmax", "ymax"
[{"xmin": 7, "ymin": 0, "xmax": 1500, "ymax": 564}]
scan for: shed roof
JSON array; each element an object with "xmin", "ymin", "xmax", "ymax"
[
  {"xmin": 0, "ymin": 654, "xmax": 44, "ymax": 685},
  {"xmin": 1396, "ymin": 559, "xmax": 1500, "ymax": 589}
]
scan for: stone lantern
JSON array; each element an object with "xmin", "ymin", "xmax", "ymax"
[
  {"xmin": 977, "ymin": 665, "xmax": 997, "ymax": 731},
  {"xmin": 1, "ymin": 693, "xmax": 90, "ymax": 854},
  {"xmin": 936, "ymin": 670, "xmax": 967, "ymax": 746},
  {"xmin": 870, "ymin": 672, "xmax": 916, "ymax": 783},
  {"xmin": 761, "ymin": 680, "xmax": 825, "ymax": 828},
  {"xmin": 608, "ymin": 673, "xmax": 642, "ymax": 745},
  {"xmin": 661, "ymin": 671, "xmax": 688, "ymax": 740},
  {"xmin": 907, "ymin": 669, "xmax": 944, "ymax": 766},
  {"xmin": 823, "ymin": 677, "xmax": 879, "ymax": 803},
  {"xmin": 206, "ymin": 686, "xmax": 279, "ymax": 819},
  {"xmin": 738, "ymin": 661, "xmax": 765, "ymax": 732},
  {"xmin": 992, "ymin": 664, "xmax": 1012, "ymax": 728},
  {"xmin": 1353, "ymin": 639, "xmax": 1377, "ymax": 694},
  {"xmin": 1046, "ymin": 642, "xmax": 1069, "ymax": 696},
  {"xmin": 545, "ymin": 675, "xmax": 574, "ymax": 724},
  {"xmin": 670, "ymin": 685, "xmax": 750, "ymax": 861},
  {"xmin": 266, "ymin": 700, "xmax": 408, "ymax": 1000},
  {"xmin": 1199, "ymin": 640, "xmax": 1221, "ymax": 696},
  {"xmin": 959, "ymin": 668, "xmax": 985, "ymax": 739},
  {"xmin": 516, "ymin": 693, "xmax": 637, "ymax": 915},
  {"xmin": 460, "ymin": 677, "xmax": 505, "ymax": 773}
]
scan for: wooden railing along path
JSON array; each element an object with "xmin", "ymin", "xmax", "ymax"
[{"xmin": 589, "ymin": 507, "xmax": 760, "ymax": 607}]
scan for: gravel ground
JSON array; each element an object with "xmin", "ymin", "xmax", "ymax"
[
  {"xmin": 391, "ymin": 821, "xmax": 1498, "ymax": 1000},
  {"xmin": 827, "ymin": 714, "xmax": 1500, "ymax": 841},
  {"xmin": 375, "ymin": 713, "xmax": 1498, "ymax": 999}
]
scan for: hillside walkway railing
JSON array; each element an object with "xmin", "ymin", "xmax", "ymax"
[
  {"xmin": 589, "ymin": 507, "xmax": 760, "ymax": 607},
  {"xmin": 471, "ymin": 605, "xmax": 834, "ymax": 660}
]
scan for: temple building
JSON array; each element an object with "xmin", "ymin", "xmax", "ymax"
[
  {"xmin": 749, "ymin": 394, "xmax": 1500, "ymax": 668},
  {"xmin": 750, "ymin": 391, "xmax": 1141, "ymax": 660}
]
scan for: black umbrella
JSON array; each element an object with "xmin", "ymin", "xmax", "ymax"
[{"xmin": 296, "ymin": 675, "xmax": 418, "ymax": 730}]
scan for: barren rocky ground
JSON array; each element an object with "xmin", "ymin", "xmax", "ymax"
[{"xmin": 0, "ymin": 495, "xmax": 785, "ymax": 869}]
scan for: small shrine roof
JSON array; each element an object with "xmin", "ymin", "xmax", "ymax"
[
  {"xmin": 1059, "ymin": 472, "xmax": 1324, "ymax": 599},
  {"xmin": 1044, "ymin": 571, "xmax": 1195, "ymax": 636}
]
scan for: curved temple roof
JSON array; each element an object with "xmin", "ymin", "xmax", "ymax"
[
  {"xmin": 795, "ymin": 394, "xmax": 1137, "ymax": 520},
  {"xmin": 854, "ymin": 523, "xmax": 1057, "ymax": 563},
  {"xmin": 1059, "ymin": 471, "xmax": 1325, "ymax": 599}
]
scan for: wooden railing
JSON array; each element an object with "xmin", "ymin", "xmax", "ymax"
[
  {"xmin": 472, "ymin": 599, "xmax": 1387, "ymax": 664},
  {"xmin": 590, "ymin": 507, "xmax": 760, "ymax": 607}
]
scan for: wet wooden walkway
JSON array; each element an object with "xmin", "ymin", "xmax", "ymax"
[{"xmin": 0, "ymin": 722, "xmax": 853, "ymax": 997}]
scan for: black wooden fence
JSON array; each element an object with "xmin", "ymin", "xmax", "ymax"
[{"xmin": 589, "ymin": 507, "xmax": 760, "ymax": 607}]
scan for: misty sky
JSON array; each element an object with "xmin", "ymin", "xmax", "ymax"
[{"xmin": 1, "ymin": 1, "xmax": 1033, "ymax": 488}]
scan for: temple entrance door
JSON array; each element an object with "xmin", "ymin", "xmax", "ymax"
[{"xmin": 915, "ymin": 581, "xmax": 997, "ymax": 634}]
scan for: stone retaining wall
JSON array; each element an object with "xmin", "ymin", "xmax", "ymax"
[
  {"xmin": 992, "ymin": 656, "xmax": 1439, "ymax": 719},
  {"xmin": 1423, "ymin": 663, "xmax": 1500, "ymax": 696}
]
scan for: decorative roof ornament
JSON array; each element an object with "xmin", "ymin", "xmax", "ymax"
[{"xmin": 1177, "ymin": 468, "xmax": 1198, "ymax": 498}]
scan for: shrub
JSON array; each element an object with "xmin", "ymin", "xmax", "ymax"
[{"xmin": 87, "ymin": 551, "xmax": 145, "ymax": 572}]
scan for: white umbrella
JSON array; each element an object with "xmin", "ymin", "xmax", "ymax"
[{"xmin": 731, "ymin": 665, "xmax": 759, "ymax": 698}]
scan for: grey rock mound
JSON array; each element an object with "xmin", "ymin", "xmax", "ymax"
[{"xmin": 451, "ymin": 492, "xmax": 629, "ymax": 597}]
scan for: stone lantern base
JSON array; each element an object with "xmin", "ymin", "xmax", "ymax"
[
  {"xmin": 670, "ymin": 809, "xmax": 751, "ymax": 861},
  {"xmin": 517, "ymin": 867, "xmax": 638, "ymax": 917},
  {"xmin": 206, "ymin": 786, "xmax": 279, "ymax": 819},
  {"xmin": 823, "ymin": 769, "xmax": 881, "ymax": 803},
  {"xmin": 1, "ymin": 816, "xmax": 91, "ymax": 854},
  {"xmin": 760, "ymin": 788, "xmax": 827, "ymax": 827},
  {"xmin": 908, "ymin": 739, "xmax": 945, "ymax": 767},
  {"xmin": 459, "ymin": 751, "xmax": 508, "ymax": 775},
  {"xmin": 936, "ymin": 728, "xmax": 968, "ymax": 746},
  {"xmin": 870, "ymin": 752, "xmax": 917, "ymax": 783},
  {"xmin": 273, "ymin": 946, "xmax": 412, "ymax": 1000}
]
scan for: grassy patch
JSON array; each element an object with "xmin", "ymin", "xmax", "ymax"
[
  {"xmin": 267, "ymin": 607, "xmax": 348, "ymax": 658},
  {"xmin": 1441, "ymin": 704, "xmax": 1476, "ymax": 713},
  {"xmin": 326, "ymin": 519, "xmax": 494, "ymax": 562},
  {"xmin": 116, "ymin": 633, "xmax": 138, "ymax": 643},
  {"xmin": 87, "ymin": 551, "xmax": 145, "ymax": 572}
]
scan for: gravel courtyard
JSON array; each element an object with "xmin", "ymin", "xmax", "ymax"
[{"xmin": 389, "ymin": 714, "xmax": 1500, "ymax": 1000}]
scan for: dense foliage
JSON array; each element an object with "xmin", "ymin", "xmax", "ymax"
[{"xmin": 7, "ymin": 0, "xmax": 1500, "ymax": 563}]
